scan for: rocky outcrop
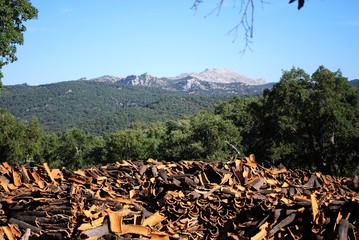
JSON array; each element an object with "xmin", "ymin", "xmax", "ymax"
[
  {"xmin": 177, "ymin": 67, "xmax": 267, "ymax": 85},
  {"xmin": 90, "ymin": 68, "xmax": 273, "ymax": 95}
]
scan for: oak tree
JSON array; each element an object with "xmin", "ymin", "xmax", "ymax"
[
  {"xmin": 257, "ymin": 66, "xmax": 359, "ymax": 175},
  {"xmin": 0, "ymin": 0, "xmax": 38, "ymax": 87}
]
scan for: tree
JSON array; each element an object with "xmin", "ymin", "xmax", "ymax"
[
  {"xmin": 258, "ymin": 67, "xmax": 311, "ymax": 167},
  {"xmin": 23, "ymin": 117, "xmax": 45, "ymax": 163},
  {"xmin": 104, "ymin": 130, "xmax": 148, "ymax": 162},
  {"xmin": 160, "ymin": 118, "xmax": 193, "ymax": 161},
  {"xmin": 0, "ymin": 109, "xmax": 49, "ymax": 165},
  {"xmin": 214, "ymin": 96, "xmax": 262, "ymax": 155},
  {"xmin": 102, "ymin": 123, "xmax": 165, "ymax": 163},
  {"xmin": 0, "ymin": 0, "xmax": 38, "ymax": 85},
  {"xmin": 160, "ymin": 111, "xmax": 242, "ymax": 161},
  {"xmin": 190, "ymin": 110, "xmax": 242, "ymax": 160},
  {"xmin": 257, "ymin": 66, "xmax": 359, "ymax": 176},
  {"xmin": 305, "ymin": 66, "xmax": 359, "ymax": 175},
  {"xmin": 0, "ymin": 109, "xmax": 26, "ymax": 164},
  {"xmin": 53, "ymin": 128, "xmax": 103, "ymax": 170},
  {"xmin": 41, "ymin": 133, "xmax": 60, "ymax": 165}
]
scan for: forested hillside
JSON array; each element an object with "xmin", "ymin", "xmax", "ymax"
[
  {"xmin": 1, "ymin": 66, "xmax": 358, "ymax": 176},
  {"xmin": 0, "ymin": 80, "xmax": 218, "ymax": 134}
]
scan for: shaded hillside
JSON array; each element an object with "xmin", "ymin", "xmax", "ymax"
[{"xmin": 0, "ymin": 81, "xmax": 218, "ymax": 134}]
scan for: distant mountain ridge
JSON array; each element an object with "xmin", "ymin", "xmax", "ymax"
[
  {"xmin": 85, "ymin": 69, "xmax": 358, "ymax": 93},
  {"xmin": 174, "ymin": 68, "xmax": 266, "ymax": 85},
  {"xmin": 88, "ymin": 68, "xmax": 272, "ymax": 96}
]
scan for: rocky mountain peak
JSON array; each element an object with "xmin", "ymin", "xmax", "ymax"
[
  {"xmin": 197, "ymin": 68, "xmax": 266, "ymax": 85},
  {"xmin": 174, "ymin": 68, "xmax": 266, "ymax": 85},
  {"xmin": 139, "ymin": 72, "xmax": 153, "ymax": 80},
  {"xmin": 120, "ymin": 73, "xmax": 165, "ymax": 87},
  {"xmin": 87, "ymin": 68, "xmax": 272, "ymax": 94},
  {"xmin": 90, "ymin": 75, "xmax": 121, "ymax": 83}
]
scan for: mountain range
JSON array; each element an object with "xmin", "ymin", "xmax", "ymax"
[{"xmin": 86, "ymin": 68, "xmax": 273, "ymax": 96}]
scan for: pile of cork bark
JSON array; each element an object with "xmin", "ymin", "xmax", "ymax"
[{"xmin": 0, "ymin": 156, "xmax": 358, "ymax": 239}]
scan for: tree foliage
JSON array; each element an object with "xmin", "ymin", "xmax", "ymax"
[
  {"xmin": 256, "ymin": 66, "xmax": 359, "ymax": 175},
  {"xmin": 306, "ymin": 67, "xmax": 359, "ymax": 175},
  {"xmin": 256, "ymin": 68, "xmax": 311, "ymax": 167},
  {"xmin": 0, "ymin": 109, "xmax": 43, "ymax": 164},
  {"xmin": 189, "ymin": 111, "xmax": 242, "ymax": 160},
  {"xmin": 214, "ymin": 96, "xmax": 262, "ymax": 155},
  {"xmin": 50, "ymin": 128, "xmax": 104, "ymax": 169},
  {"xmin": 0, "ymin": 81, "xmax": 218, "ymax": 134},
  {"xmin": 160, "ymin": 111, "xmax": 241, "ymax": 161},
  {"xmin": 0, "ymin": 0, "xmax": 38, "ymax": 83},
  {"xmin": 103, "ymin": 123, "xmax": 164, "ymax": 163}
]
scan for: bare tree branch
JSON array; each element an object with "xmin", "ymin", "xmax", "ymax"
[
  {"xmin": 192, "ymin": 0, "xmax": 305, "ymax": 53},
  {"xmin": 192, "ymin": 0, "xmax": 257, "ymax": 53},
  {"xmin": 225, "ymin": 140, "xmax": 242, "ymax": 157},
  {"xmin": 228, "ymin": 0, "xmax": 255, "ymax": 54}
]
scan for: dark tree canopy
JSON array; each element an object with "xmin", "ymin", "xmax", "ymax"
[
  {"xmin": 0, "ymin": 0, "xmax": 38, "ymax": 86},
  {"xmin": 256, "ymin": 66, "xmax": 359, "ymax": 175}
]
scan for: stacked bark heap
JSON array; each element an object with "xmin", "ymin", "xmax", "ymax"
[{"xmin": 0, "ymin": 156, "xmax": 358, "ymax": 240}]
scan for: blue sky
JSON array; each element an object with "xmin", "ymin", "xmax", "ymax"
[{"xmin": 2, "ymin": 0, "xmax": 359, "ymax": 85}]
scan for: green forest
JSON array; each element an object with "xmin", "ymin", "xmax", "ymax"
[
  {"xmin": 0, "ymin": 80, "xmax": 219, "ymax": 134},
  {"xmin": 1, "ymin": 66, "xmax": 358, "ymax": 176}
]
